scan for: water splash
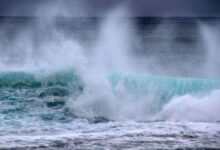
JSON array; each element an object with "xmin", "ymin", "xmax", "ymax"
[
  {"xmin": 92, "ymin": 7, "xmax": 134, "ymax": 72},
  {"xmin": 200, "ymin": 23, "xmax": 220, "ymax": 78},
  {"xmin": 0, "ymin": 5, "xmax": 220, "ymax": 122}
]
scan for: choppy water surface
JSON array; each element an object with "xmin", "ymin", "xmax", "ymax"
[{"xmin": 1, "ymin": 121, "xmax": 220, "ymax": 149}]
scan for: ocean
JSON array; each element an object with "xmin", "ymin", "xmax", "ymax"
[{"xmin": 0, "ymin": 13, "xmax": 220, "ymax": 149}]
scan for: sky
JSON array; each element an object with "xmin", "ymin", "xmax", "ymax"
[{"xmin": 0, "ymin": 0, "xmax": 220, "ymax": 17}]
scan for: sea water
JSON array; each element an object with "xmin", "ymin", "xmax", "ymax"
[{"xmin": 0, "ymin": 8, "xmax": 220, "ymax": 149}]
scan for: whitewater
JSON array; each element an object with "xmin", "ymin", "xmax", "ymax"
[{"xmin": 0, "ymin": 6, "xmax": 220, "ymax": 149}]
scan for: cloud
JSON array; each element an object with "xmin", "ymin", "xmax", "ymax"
[{"xmin": 0, "ymin": 0, "xmax": 220, "ymax": 17}]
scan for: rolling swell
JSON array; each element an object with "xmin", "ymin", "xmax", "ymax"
[
  {"xmin": 0, "ymin": 70, "xmax": 220, "ymax": 122},
  {"xmin": 0, "ymin": 70, "xmax": 82, "ymax": 89},
  {"xmin": 1, "ymin": 70, "xmax": 219, "ymax": 96},
  {"xmin": 109, "ymin": 73, "xmax": 220, "ymax": 100},
  {"xmin": 0, "ymin": 70, "xmax": 82, "ymax": 126}
]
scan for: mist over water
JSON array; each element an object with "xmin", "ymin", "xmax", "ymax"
[
  {"xmin": 92, "ymin": 7, "xmax": 133, "ymax": 72},
  {"xmin": 200, "ymin": 23, "xmax": 220, "ymax": 78},
  {"xmin": 0, "ymin": 3, "xmax": 220, "ymax": 149}
]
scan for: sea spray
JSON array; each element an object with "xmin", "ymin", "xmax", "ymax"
[
  {"xmin": 0, "ymin": 2, "xmax": 220, "ymax": 122},
  {"xmin": 68, "ymin": 71, "xmax": 220, "ymax": 121},
  {"xmin": 200, "ymin": 23, "xmax": 220, "ymax": 78},
  {"xmin": 91, "ymin": 6, "xmax": 134, "ymax": 72},
  {"xmin": 0, "ymin": 7, "xmax": 220, "ymax": 121},
  {"xmin": 157, "ymin": 90, "xmax": 220, "ymax": 122},
  {"xmin": 1, "ymin": 2, "xmax": 220, "ymax": 149}
]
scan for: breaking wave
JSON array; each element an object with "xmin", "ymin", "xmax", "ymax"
[{"xmin": 1, "ymin": 70, "xmax": 220, "ymax": 122}]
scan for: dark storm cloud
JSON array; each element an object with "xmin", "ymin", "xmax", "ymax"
[
  {"xmin": 0, "ymin": 0, "xmax": 220, "ymax": 17},
  {"xmin": 129, "ymin": 0, "xmax": 220, "ymax": 17}
]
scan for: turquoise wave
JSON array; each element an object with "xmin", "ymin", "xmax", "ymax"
[
  {"xmin": 1, "ymin": 70, "xmax": 220, "ymax": 98},
  {"xmin": 0, "ymin": 70, "xmax": 82, "ymax": 89},
  {"xmin": 0, "ymin": 70, "xmax": 220, "ymax": 121},
  {"xmin": 109, "ymin": 72, "xmax": 220, "ymax": 100}
]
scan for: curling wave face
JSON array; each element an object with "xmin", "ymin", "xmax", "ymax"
[{"xmin": 1, "ymin": 69, "xmax": 220, "ymax": 128}]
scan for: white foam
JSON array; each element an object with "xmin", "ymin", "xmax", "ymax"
[{"xmin": 157, "ymin": 90, "xmax": 220, "ymax": 122}]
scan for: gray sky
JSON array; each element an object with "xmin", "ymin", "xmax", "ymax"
[{"xmin": 0, "ymin": 0, "xmax": 220, "ymax": 17}]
